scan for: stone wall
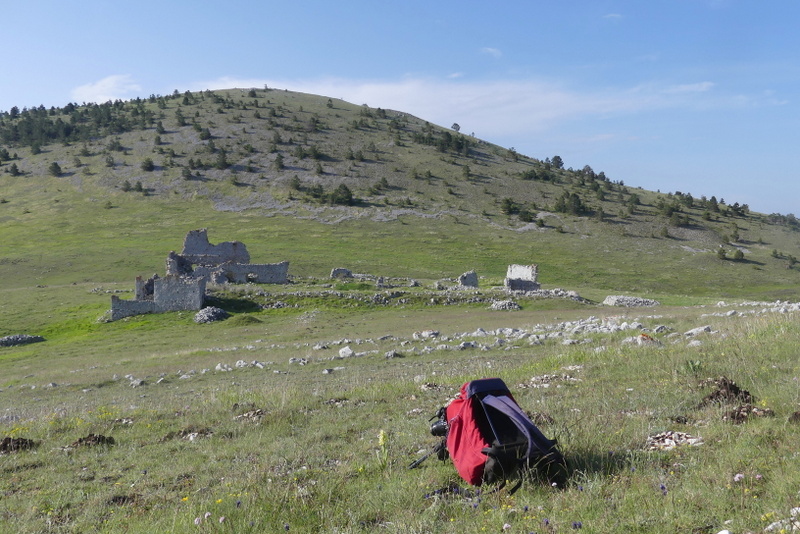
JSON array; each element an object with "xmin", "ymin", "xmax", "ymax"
[
  {"xmin": 109, "ymin": 229, "xmax": 288, "ymax": 320},
  {"xmin": 458, "ymin": 270, "xmax": 479, "ymax": 288},
  {"xmin": 166, "ymin": 230, "xmax": 289, "ymax": 285},
  {"xmin": 505, "ymin": 264, "xmax": 540, "ymax": 291},
  {"xmin": 110, "ymin": 275, "xmax": 206, "ymax": 321},
  {"xmin": 180, "ymin": 228, "xmax": 250, "ymax": 265},
  {"xmin": 193, "ymin": 261, "xmax": 290, "ymax": 284}
]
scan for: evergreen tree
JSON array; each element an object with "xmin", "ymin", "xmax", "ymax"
[
  {"xmin": 329, "ymin": 184, "xmax": 354, "ymax": 205},
  {"xmin": 273, "ymin": 153, "xmax": 284, "ymax": 171},
  {"xmin": 214, "ymin": 148, "xmax": 229, "ymax": 170},
  {"xmin": 48, "ymin": 161, "xmax": 62, "ymax": 176}
]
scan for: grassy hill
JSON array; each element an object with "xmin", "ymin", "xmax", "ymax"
[
  {"xmin": 2, "ymin": 88, "xmax": 800, "ymax": 533},
  {"xmin": 1, "ymin": 87, "xmax": 798, "ymax": 300}
]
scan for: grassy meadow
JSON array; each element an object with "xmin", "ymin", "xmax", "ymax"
[
  {"xmin": 2, "ymin": 88, "xmax": 800, "ymax": 532},
  {"xmin": 3, "ymin": 294, "xmax": 800, "ymax": 533}
]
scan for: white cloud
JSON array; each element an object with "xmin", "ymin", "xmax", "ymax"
[
  {"xmin": 664, "ymin": 81, "xmax": 715, "ymax": 93},
  {"xmin": 480, "ymin": 47, "xmax": 502, "ymax": 58},
  {"xmin": 182, "ymin": 75, "xmax": 771, "ymax": 147},
  {"xmin": 603, "ymin": 13, "xmax": 622, "ymax": 20},
  {"xmin": 71, "ymin": 74, "xmax": 142, "ymax": 104}
]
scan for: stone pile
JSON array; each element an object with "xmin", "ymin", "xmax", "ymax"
[
  {"xmin": 602, "ymin": 295, "xmax": 660, "ymax": 307},
  {"xmin": 194, "ymin": 307, "xmax": 229, "ymax": 324},
  {"xmin": 0, "ymin": 334, "xmax": 45, "ymax": 347},
  {"xmin": 489, "ymin": 300, "xmax": 521, "ymax": 311}
]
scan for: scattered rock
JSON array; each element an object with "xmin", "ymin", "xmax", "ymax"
[
  {"xmin": 519, "ymin": 374, "xmax": 581, "ymax": 389},
  {"xmin": 330, "ymin": 267, "xmax": 353, "ymax": 279},
  {"xmin": 723, "ymin": 404, "xmax": 775, "ymax": 424},
  {"xmin": 621, "ymin": 333, "xmax": 662, "ymax": 346},
  {"xmin": 233, "ymin": 410, "xmax": 265, "ymax": 422},
  {"xmin": 413, "ymin": 330, "xmax": 439, "ymax": 340},
  {"xmin": 0, "ymin": 334, "xmax": 45, "ymax": 347},
  {"xmin": 162, "ymin": 427, "xmax": 213, "ymax": 442},
  {"xmin": 764, "ymin": 507, "xmax": 800, "ymax": 532},
  {"xmin": 490, "ymin": 300, "xmax": 521, "ymax": 311},
  {"xmin": 645, "ymin": 431, "xmax": 703, "ymax": 451},
  {"xmin": 602, "ymin": 295, "xmax": 660, "ymax": 307},
  {"xmin": 684, "ymin": 325, "xmax": 712, "ymax": 336},
  {"xmin": 194, "ymin": 306, "xmax": 229, "ymax": 324}
]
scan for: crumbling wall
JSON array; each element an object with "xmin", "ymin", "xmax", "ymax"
[
  {"xmin": 153, "ymin": 275, "xmax": 206, "ymax": 310},
  {"xmin": 165, "ymin": 252, "xmax": 193, "ymax": 276},
  {"xmin": 217, "ymin": 261, "xmax": 290, "ymax": 284},
  {"xmin": 109, "ymin": 229, "xmax": 287, "ymax": 321},
  {"xmin": 330, "ymin": 267, "xmax": 353, "ymax": 279},
  {"xmin": 110, "ymin": 275, "xmax": 205, "ymax": 321},
  {"xmin": 181, "ymin": 228, "xmax": 250, "ymax": 265},
  {"xmin": 505, "ymin": 264, "xmax": 540, "ymax": 291},
  {"xmin": 110, "ymin": 296, "xmax": 158, "ymax": 320}
]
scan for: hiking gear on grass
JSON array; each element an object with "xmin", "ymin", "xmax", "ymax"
[{"xmin": 444, "ymin": 378, "xmax": 565, "ymax": 488}]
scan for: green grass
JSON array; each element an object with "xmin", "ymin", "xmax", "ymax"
[
  {"xmin": 3, "ymin": 303, "xmax": 800, "ymax": 533},
  {"xmin": 2, "ymin": 87, "xmax": 800, "ymax": 533}
]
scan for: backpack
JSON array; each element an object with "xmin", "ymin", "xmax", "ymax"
[{"xmin": 439, "ymin": 378, "xmax": 565, "ymax": 489}]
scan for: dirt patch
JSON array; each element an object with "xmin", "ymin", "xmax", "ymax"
[
  {"xmin": 108, "ymin": 494, "xmax": 140, "ymax": 506},
  {"xmin": 233, "ymin": 409, "xmax": 265, "ymax": 422},
  {"xmin": 162, "ymin": 427, "xmax": 213, "ymax": 442},
  {"xmin": 723, "ymin": 404, "xmax": 775, "ymax": 424},
  {"xmin": 698, "ymin": 376, "xmax": 754, "ymax": 407},
  {"xmin": 70, "ymin": 434, "xmax": 115, "ymax": 448},
  {"xmin": 0, "ymin": 436, "xmax": 38, "ymax": 454}
]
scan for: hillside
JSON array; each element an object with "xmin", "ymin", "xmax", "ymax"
[
  {"xmin": 1, "ymin": 87, "xmax": 799, "ymax": 304},
  {"xmin": 4, "ymin": 89, "xmax": 800, "ymax": 533}
]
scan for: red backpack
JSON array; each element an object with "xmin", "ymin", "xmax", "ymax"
[{"xmin": 443, "ymin": 378, "xmax": 565, "ymax": 489}]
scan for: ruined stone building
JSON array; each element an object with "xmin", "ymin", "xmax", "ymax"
[
  {"xmin": 166, "ymin": 229, "xmax": 289, "ymax": 284},
  {"xmin": 504, "ymin": 264, "xmax": 540, "ymax": 291},
  {"xmin": 110, "ymin": 275, "xmax": 206, "ymax": 321},
  {"xmin": 108, "ymin": 229, "xmax": 289, "ymax": 321}
]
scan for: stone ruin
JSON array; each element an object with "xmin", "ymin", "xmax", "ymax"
[
  {"xmin": 108, "ymin": 229, "xmax": 289, "ymax": 321},
  {"xmin": 109, "ymin": 274, "xmax": 206, "ymax": 321},
  {"xmin": 458, "ymin": 270, "xmax": 479, "ymax": 288},
  {"xmin": 166, "ymin": 229, "xmax": 289, "ymax": 284},
  {"xmin": 504, "ymin": 264, "xmax": 540, "ymax": 292}
]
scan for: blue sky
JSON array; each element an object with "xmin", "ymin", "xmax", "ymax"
[{"xmin": 3, "ymin": 1, "xmax": 799, "ymax": 215}]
